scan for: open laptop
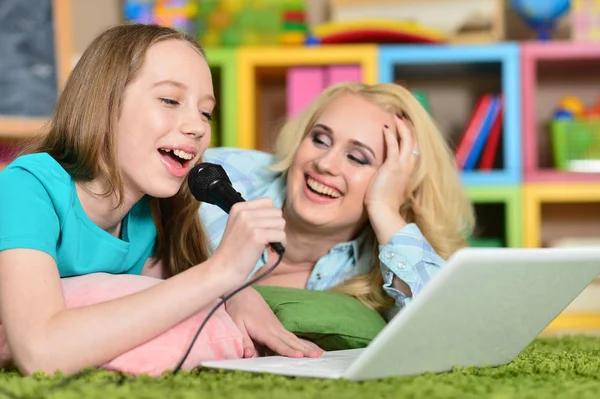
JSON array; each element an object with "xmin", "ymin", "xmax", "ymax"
[{"xmin": 200, "ymin": 247, "xmax": 600, "ymax": 381}]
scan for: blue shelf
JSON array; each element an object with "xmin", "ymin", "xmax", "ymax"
[
  {"xmin": 378, "ymin": 43, "xmax": 522, "ymax": 187},
  {"xmin": 461, "ymin": 169, "xmax": 520, "ymax": 186}
]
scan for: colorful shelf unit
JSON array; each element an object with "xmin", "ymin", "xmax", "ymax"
[
  {"xmin": 521, "ymin": 41, "xmax": 600, "ymax": 183},
  {"xmin": 467, "ymin": 186, "xmax": 523, "ymax": 248},
  {"xmin": 5, "ymin": 32, "xmax": 600, "ymax": 253},
  {"xmin": 522, "ymin": 183, "xmax": 600, "ymax": 248},
  {"xmin": 203, "ymin": 47, "xmax": 237, "ymax": 148},
  {"xmin": 379, "ymin": 43, "xmax": 521, "ymax": 187},
  {"xmin": 236, "ymin": 45, "xmax": 378, "ymax": 150}
]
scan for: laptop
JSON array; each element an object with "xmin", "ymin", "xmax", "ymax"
[{"xmin": 200, "ymin": 247, "xmax": 600, "ymax": 381}]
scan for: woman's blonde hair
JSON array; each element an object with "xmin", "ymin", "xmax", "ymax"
[
  {"xmin": 270, "ymin": 82, "xmax": 475, "ymax": 314},
  {"xmin": 19, "ymin": 24, "xmax": 211, "ymax": 277}
]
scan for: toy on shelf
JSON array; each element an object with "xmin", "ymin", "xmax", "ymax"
[
  {"xmin": 511, "ymin": 0, "xmax": 570, "ymax": 40},
  {"xmin": 124, "ymin": 0, "xmax": 198, "ymax": 34},
  {"xmin": 197, "ymin": 0, "xmax": 307, "ymax": 46},
  {"xmin": 280, "ymin": 0, "xmax": 308, "ymax": 45},
  {"xmin": 550, "ymin": 95, "xmax": 600, "ymax": 173},
  {"xmin": 310, "ymin": 19, "xmax": 447, "ymax": 45},
  {"xmin": 553, "ymin": 95, "xmax": 587, "ymax": 119},
  {"xmin": 328, "ymin": 0, "xmax": 505, "ymax": 44},
  {"xmin": 572, "ymin": 0, "xmax": 600, "ymax": 42},
  {"xmin": 123, "ymin": 0, "xmax": 308, "ymax": 46},
  {"xmin": 553, "ymin": 95, "xmax": 600, "ymax": 120}
]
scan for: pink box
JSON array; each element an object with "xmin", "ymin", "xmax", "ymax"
[
  {"xmin": 326, "ymin": 65, "xmax": 362, "ymax": 85},
  {"xmin": 286, "ymin": 67, "xmax": 326, "ymax": 119}
]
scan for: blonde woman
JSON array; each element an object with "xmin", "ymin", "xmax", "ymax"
[{"xmin": 201, "ymin": 82, "xmax": 476, "ymax": 358}]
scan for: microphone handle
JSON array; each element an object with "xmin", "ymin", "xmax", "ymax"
[
  {"xmin": 208, "ymin": 181, "xmax": 285, "ymax": 256},
  {"xmin": 208, "ymin": 181, "xmax": 245, "ymax": 214}
]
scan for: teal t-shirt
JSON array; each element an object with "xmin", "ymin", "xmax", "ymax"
[{"xmin": 0, "ymin": 153, "xmax": 157, "ymax": 277}]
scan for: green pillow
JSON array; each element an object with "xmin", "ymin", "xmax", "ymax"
[{"xmin": 254, "ymin": 285, "xmax": 387, "ymax": 351}]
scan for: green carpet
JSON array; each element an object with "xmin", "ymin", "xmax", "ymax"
[{"xmin": 1, "ymin": 336, "xmax": 600, "ymax": 399}]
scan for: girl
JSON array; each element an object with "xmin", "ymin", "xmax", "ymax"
[{"xmin": 0, "ymin": 24, "xmax": 318, "ymax": 376}]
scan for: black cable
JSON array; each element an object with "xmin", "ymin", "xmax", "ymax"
[{"xmin": 0, "ymin": 250, "xmax": 283, "ymax": 398}]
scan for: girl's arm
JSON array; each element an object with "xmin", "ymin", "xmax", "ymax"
[
  {"xmin": 0, "ymin": 248, "xmax": 234, "ymax": 376},
  {"xmin": 0, "ymin": 197, "xmax": 286, "ymax": 376}
]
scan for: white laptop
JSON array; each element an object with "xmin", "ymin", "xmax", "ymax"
[{"xmin": 200, "ymin": 247, "xmax": 600, "ymax": 381}]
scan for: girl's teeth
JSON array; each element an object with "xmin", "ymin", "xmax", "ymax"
[
  {"xmin": 173, "ymin": 149, "xmax": 193, "ymax": 160},
  {"xmin": 161, "ymin": 148, "xmax": 194, "ymax": 160},
  {"xmin": 307, "ymin": 177, "xmax": 340, "ymax": 198}
]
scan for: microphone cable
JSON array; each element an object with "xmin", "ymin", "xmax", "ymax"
[{"xmin": 0, "ymin": 250, "xmax": 283, "ymax": 399}]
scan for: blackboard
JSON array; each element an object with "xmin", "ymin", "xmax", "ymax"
[{"xmin": 0, "ymin": 0, "xmax": 58, "ymax": 118}]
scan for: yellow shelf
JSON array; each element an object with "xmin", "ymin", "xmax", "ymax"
[
  {"xmin": 236, "ymin": 45, "xmax": 378, "ymax": 149},
  {"xmin": 541, "ymin": 313, "xmax": 600, "ymax": 334},
  {"xmin": 523, "ymin": 183, "xmax": 600, "ymax": 248}
]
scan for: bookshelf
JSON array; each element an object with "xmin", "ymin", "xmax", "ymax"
[
  {"xmin": 2, "ymin": 29, "xmax": 600, "ymax": 254},
  {"xmin": 522, "ymin": 41, "xmax": 600, "ymax": 183},
  {"xmin": 520, "ymin": 41, "xmax": 600, "ymax": 253},
  {"xmin": 379, "ymin": 42, "xmax": 521, "ymax": 187},
  {"xmin": 378, "ymin": 43, "xmax": 521, "ymax": 248}
]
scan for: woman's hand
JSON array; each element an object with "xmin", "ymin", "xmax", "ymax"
[
  {"xmin": 211, "ymin": 198, "xmax": 287, "ymax": 286},
  {"xmin": 365, "ymin": 114, "xmax": 418, "ymax": 245},
  {"xmin": 225, "ymin": 287, "xmax": 323, "ymax": 358}
]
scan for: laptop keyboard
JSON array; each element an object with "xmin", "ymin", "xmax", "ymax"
[{"xmin": 262, "ymin": 350, "xmax": 360, "ymax": 372}]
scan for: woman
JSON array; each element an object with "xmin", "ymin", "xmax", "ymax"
[
  {"xmin": 0, "ymin": 24, "xmax": 319, "ymax": 376},
  {"xmin": 201, "ymin": 82, "xmax": 476, "ymax": 358}
]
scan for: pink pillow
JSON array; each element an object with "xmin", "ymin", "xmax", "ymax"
[{"xmin": 0, "ymin": 273, "xmax": 243, "ymax": 376}]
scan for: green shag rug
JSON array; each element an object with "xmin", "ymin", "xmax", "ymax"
[{"xmin": 1, "ymin": 336, "xmax": 600, "ymax": 399}]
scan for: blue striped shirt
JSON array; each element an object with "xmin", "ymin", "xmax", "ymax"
[{"xmin": 200, "ymin": 147, "xmax": 446, "ymax": 320}]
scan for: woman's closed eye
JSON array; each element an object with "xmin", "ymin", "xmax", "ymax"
[
  {"xmin": 312, "ymin": 131, "xmax": 371, "ymax": 166},
  {"xmin": 311, "ymin": 131, "xmax": 331, "ymax": 147},
  {"xmin": 347, "ymin": 153, "xmax": 369, "ymax": 166}
]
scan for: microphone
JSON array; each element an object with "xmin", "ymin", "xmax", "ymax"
[{"xmin": 187, "ymin": 162, "xmax": 285, "ymax": 256}]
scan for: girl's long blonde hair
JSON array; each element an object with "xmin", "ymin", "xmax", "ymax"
[
  {"xmin": 270, "ymin": 82, "xmax": 476, "ymax": 314},
  {"xmin": 19, "ymin": 24, "xmax": 212, "ymax": 277}
]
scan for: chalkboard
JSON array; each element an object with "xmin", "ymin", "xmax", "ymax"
[{"xmin": 0, "ymin": 0, "xmax": 58, "ymax": 118}]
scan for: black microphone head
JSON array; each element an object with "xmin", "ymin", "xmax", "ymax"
[{"xmin": 187, "ymin": 162, "xmax": 231, "ymax": 203}]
